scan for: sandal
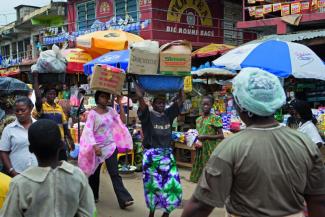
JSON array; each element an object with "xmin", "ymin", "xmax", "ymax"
[{"xmin": 119, "ymin": 200, "xmax": 134, "ymax": 209}]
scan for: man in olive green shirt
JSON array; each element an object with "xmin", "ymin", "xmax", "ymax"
[
  {"xmin": 0, "ymin": 119, "xmax": 95, "ymax": 217},
  {"xmin": 181, "ymin": 68, "xmax": 325, "ymax": 217}
]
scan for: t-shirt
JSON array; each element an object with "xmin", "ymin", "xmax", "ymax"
[
  {"xmin": 298, "ymin": 120, "xmax": 324, "ymax": 145},
  {"xmin": 0, "ymin": 119, "xmax": 38, "ymax": 173},
  {"xmin": 138, "ymin": 103, "xmax": 179, "ymax": 149},
  {"xmin": 194, "ymin": 126, "xmax": 325, "ymax": 217},
  {"xmin": 32, "ymin": 102, "xmax": 67, "ymax": 139},
  {"xmin": 0, "ymin": 172, "xmax": 11, "ymax": 209},
  {"xmin": 0, "ymin": 162, "xmax": 95, "ymax": 217}
]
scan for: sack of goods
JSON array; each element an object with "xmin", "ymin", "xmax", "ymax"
[
  {"xmin": 30, "ymin": 44, "xmax": 67, "ymax": 84},
  {"xmin": 90, "ymin": 64, "xmax": 126, "ymax": 95},
  {"xmin": 31, "ymin": 44, "xmax": 67, "ymax": 74},
  {"xmin": 128, "ymin": 40, "xmax": 159, "ymax": 75},
  {"xmin": 129, "ymin": 40, "xmax": 192, "ymax": 93}
]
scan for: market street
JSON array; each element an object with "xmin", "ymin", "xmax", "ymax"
[{"xmin": 96, "ymin": 168, "xmax": 225, "ymax": 217}]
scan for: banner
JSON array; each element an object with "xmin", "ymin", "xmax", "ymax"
[
  {"xmin": 273, "ymin": 3, "xmax": 282, "ymax": 12},
  {"xmin": 255, "ymin": 7, "xmax": 264, "ymax": 18},
  {"xmin": 248, "ymin": 6, "xmax": 256, "ymax": 16},
  {"xmin": 301, "ymin": 2, "xmax": 310, "ymax": 10},
  {"xmin": 291, "ymin": 2, "xmax": 301, "ymax": 14},
  {"xmin": 281, "ymin": 4, "xmax": 290, "ymax": 16},
  {"xmin": 319, "ymin": 0, "xmax": 325, "ymax": 8},
  {"xmin": 263, "ymin": 4, "xmax": 272, "ymax": 14},
  {"xmin": 256, "ymin": 0, "xmax": 264, "ymax": 2}
]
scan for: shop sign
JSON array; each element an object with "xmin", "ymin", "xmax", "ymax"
[
  {"xmin": 165, "ymin": 0, "xmax": 215, "ymax": 37},
  {"xmin": 96, "ymin": 0, "xmax": 114, "ymax": 21}
]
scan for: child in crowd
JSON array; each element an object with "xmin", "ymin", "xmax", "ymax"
[{"xmin": 0, "ymin": 119, "xmax": 96, "ymax": 217}]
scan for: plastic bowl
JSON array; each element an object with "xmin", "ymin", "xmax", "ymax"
[{"xmin": 137, "ymin": 75, "xmax": 184, "ymax": 93}]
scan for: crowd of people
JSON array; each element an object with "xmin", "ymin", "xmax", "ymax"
[{"xmin": 0, "ymin": 67, "xmax": 325, "ymax": 217}]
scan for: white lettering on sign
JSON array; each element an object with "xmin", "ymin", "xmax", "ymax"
[{"xmin": 166, "ymin": 26, "xmax": 214, "ymax": 37}]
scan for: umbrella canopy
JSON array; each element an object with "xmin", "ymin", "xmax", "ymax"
[
  {"xmin": 0, "ymin": 77, "xmax": 30, "ymax": 96},
  {"xmin": 213, "ymin": 40, "xmax": 325, "ymax": 80},
  {"xmin": 62, "ymin": 48, "xmax": 93, "ymax": 74},
  {"xmin": 192, "ymin": 44, "xmax": 235, "ymax": 58},
  {"xmin": 191, "ymin": 68, "xmax": 236, "ymax": 78},
  {"xmin": 77, "ymin": 30, "xmax": 143, "ymax": 57},
  {"xmin": 83, "ymin": 50, "xmax": 129, "ymax": 75}
]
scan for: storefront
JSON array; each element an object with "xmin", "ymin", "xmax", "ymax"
[{"xmin": 66, "ymin": 0, "xmax": 257, "ymax": 48}]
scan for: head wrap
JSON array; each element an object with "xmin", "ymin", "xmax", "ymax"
[{"xmin": 232, "ymin": 67, "xmax": 286, "ymax": 117}]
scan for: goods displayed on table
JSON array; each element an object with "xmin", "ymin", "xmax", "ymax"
[{"xmin": 90, "ymin": 64, "xmax": 126, "ymax": 95}]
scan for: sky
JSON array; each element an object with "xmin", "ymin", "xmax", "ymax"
[{"xmin": 0, "ymin": 0, "xmax": 67, "ymax": 25}]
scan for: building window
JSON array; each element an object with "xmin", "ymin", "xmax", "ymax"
[
  {"xmin": 115, "ymin": 0, "xmax": 138, "ymax": 20},
  {"xmin": 77, "ymin": 0, "xmax": 96, "ymax": 31}
]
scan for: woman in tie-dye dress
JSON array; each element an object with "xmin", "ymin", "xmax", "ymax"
[
  {"xmin": 78, "ymin": 91, "xmax": 133, "ymax": 209},
  {"xmin": 134, "ymin": 82, "xmax": 184, "ymax": 217}
]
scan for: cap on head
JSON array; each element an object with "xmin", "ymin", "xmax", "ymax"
[{"xmin": 232, "ymin": 67, "xmax": 286, "ymax": 117}]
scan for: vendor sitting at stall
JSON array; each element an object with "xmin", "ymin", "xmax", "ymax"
[
  {"xmin": 190, "ymin": 95, "xmax": 224, "ymax": 183},
  {"xmin": 32, "ymin": 73, "xmax": 74, "ymax": 161}
]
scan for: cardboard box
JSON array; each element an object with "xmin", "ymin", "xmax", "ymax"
[
  {"xmin": 90, "ymin": 65, "xmax": 126, "ymax": 95},
  {"xmin": 128, "ymin": 40, "xmax": 159, "ymax": 75},
  {"xmin": 160, "ymin": 40, "xmax": 192, "ymax": 76}
]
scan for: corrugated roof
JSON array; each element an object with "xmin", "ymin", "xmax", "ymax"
[{"xmin": 246, "ymin": 29, "xmax": 325, "ymax": 44}]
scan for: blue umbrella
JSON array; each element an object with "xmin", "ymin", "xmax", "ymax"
[
  {"xmin": 213, "ymin": 40, "xmax": 325, "ymax": 80},
  {"xmin": 83, "ymin": 50, "xmax": 129, "ymax": 75}
]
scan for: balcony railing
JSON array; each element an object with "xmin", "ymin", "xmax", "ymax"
[{"xmin": 0, "ymin": 50, "xmax": 38, "ymax": 68}]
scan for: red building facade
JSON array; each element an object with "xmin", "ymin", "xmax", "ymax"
[{"xmin": 67, "ymin": 0, "xmax": 257, "ymax": 47}]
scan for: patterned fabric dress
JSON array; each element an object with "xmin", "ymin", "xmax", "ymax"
[
  {"xmin": 190, "ymin": 114, "xmax": 223, "ymax": 183},
  {"xmin": 143, "ymin": 148, "xmax": 182, "ymax": 213}
]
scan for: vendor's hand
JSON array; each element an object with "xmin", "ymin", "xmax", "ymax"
[
  {"xmin": 32, "ymin": 71, "xmax": 39, "ymax": 77},
  {"xmin": 116, "ymin": 95, "xmax": 123, "ymax": 105},
  {"xmin": 194, "ymin": 142, "xmax": 203, "ymax": 149},
  {"xmin": 94, "ymin": 146, "xmax": 102, "ymax": 156},
  {"xmin": 10, "ymin": 170, "xmax": 19, "ymax": 177},
  {"xmin": 69, "ymin": 138, "xmax": 75, "ymax": 151},
  {"xmin": 197, "ymin": 135, "xmax": 207, "ymax": 141},
  {"xmin": 134, "ymin": 82, "xmax": 144, "ymax": 98}
]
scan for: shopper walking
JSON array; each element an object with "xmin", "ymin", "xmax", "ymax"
[
  {"xmin": 135, "ymin": 82, "xmax": 184, "ymax": 217},
  {"xmin": 78, "ymin": 91, "xmax": 133, "ymax": 209},
  {"xmin": 181, "ymin": 68, "xmax": 325, "ymax": 217}
]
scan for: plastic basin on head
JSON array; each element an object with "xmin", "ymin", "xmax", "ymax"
[{"xmin": 137, "ymin": 75, "xmax": 184, "ymax": 93}]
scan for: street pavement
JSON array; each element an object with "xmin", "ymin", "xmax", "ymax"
[{"xmin": 96, "ymin": 168, "xmax": 225, "ymax": 217}]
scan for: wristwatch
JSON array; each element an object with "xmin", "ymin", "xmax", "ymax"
[{"xmin": 9, "ymin": 167, "xmax": 15, "ymax": 174}]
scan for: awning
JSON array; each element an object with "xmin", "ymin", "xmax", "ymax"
[{"xmin": 247, "ymin": 29, "xmax": 325, "ymax": 44}]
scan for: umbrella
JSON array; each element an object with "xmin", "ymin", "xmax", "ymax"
[
  {"xmin": 83, "ymin": 50, "xmax": 129, "ymax": 75},
  {"xmin": 213, "ymin": 40, "xmax": 325, "ymax": 80},
  {"xmin": 0, "ymin": 77, "xmax": 30, "ymax": 96},
  {"xmin": 77, "ymin": 30, "xmax": 143, "ymax": 57},
  {"xmin": 192, "ymin": 44, "xmax": 235, "ymax": 58},
  {"xmin": 62, "ymin": 48, "xmax": 93, "ymax": 74},
  {"xmin": 191, "ymin": 68, "xmax": 236, "ymax": 78}
]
